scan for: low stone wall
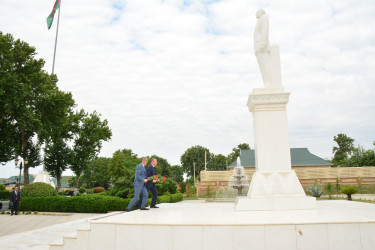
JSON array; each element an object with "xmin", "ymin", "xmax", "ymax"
[{"xmin": 198, "ymin": 167, "xmax": 375, "ymax": 196}]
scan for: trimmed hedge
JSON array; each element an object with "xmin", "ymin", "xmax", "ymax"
[
  {"xmin": 21, "ymin": 182, "xmax": 57, "ymax": 197},
  {"xmin": 19, "ymin": 193, "xmax": 184, "ymax": 213},
  {"xmin": 0, "ymin": 190, "xmax": 10, "ymax": 200}
]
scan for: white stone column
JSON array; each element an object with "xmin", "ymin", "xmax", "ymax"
[{"xmin": 236, "ymin": 87, "xmax": 316, "ymax": 211}]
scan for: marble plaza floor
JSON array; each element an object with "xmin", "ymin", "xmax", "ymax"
[
  {"xmin": 93, "ymin": 199, "xmax": 375, "ymax": 226},
  {"xmin": 0, "ymin": 213, "xmax": 102, "ymax": 250},
  {"xmin": 1, "ymin": 199, "xmax": 375, "ymax": 250}
]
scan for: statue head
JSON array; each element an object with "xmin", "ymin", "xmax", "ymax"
[{"xmin": 256, "ymin": 9, "xmax": 266, "ymax": 19}]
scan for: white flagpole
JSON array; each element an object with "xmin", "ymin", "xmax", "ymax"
[
  {"xmin": 205, "ymin": 151, "xmax": 207, "ymax": 171},
  {"xmin": 52, "ymin": 1, "xmax": 61, "ymax": 74}
]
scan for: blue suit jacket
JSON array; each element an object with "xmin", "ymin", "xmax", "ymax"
[
  {"xmin": 133, "ymin": 163, "xmax": 146, "ymax": 188},
  {"xmin": 145, "ymin": 165, "xmax": 156, "ymax": 190}
]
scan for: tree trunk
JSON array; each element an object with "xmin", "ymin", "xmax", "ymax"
[
  {"xmin": 348, "ymin": 194, "xmax": 352, "ymax": 200},
  {"xmin": 57, "ymin": 176, "xmax": 62, "ymax": 192},
  {"xmin": 21, "ymin": 126, "xmax": 29, "ymax": 185},
  {"xmin": 23, "ymin": 165, "xmax": 29, "ymax": 186},
  {"xmin": 75, "ymin": 174, "xmax": 81, "ymax": 189}
]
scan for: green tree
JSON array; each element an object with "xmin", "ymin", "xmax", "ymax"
[
  {"xmin": 81, "ymin": 157, "xmax": 111, "ymax": 189},
  {"xmin": 151, "ymin": 155, "xmax": 171, "ymax": 177},
  {"xmin": 70, "ymin": 111, "xmax": 112, "ymax": 188},
  {"xmin": 332, "ymin": 134, "xmax": 355, "ymax": 167},
  {"xmin": 209, "ymin": 154, "xmax": 227, "ymax": 171},
  {"xmin": 348, "ymin": 144, "xmax": 375, "ymax": 167},
  {"xmin": 0, "ymin": 32, "xmax": 58, "ymax": 182},
  {"xmin": 108, "ymin": 150, "xmax": 129, "ymax": 182},
  {"xmin": 170, "ymin": 165, "xmax": 184, "ymax": 183},
  {"xmin": 42, "ymin": 90, "xmax": 80, "ymax": 191},
  {"xmin": 180, "ymin": 145, "xmax": 211, "ymax": 180},
  {"xmin": 108, "ymin": 149, "xmax": 139, "ymax": 183},
  {"xmin": 227, "ymin": 143, "xmax": 250, "ymax": 164},
  {"xmin": 44, "ymin": 138, "xmax": 72, "ymax": 191}
]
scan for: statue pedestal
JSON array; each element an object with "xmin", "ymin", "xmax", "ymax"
[{"xmin": 236, "ymin": 87, "xmax": 316, "ymax": 211}]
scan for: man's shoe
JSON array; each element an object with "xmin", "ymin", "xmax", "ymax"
[
  {"xmin": 134, "ymin": 206, "xmax": 140, "ymax": 210},
  {"xmin": 125, "ymin": 209, "xmax": 131, "ymax": 212},
  {"xmin": 11, "ymin": 214, "xmax": 13, "ymax": 216},
  {"xmin": 150, "ymin": 205, "xmax": 159, "ymax": 208},
  {"xmin": 140, "ymin": 208, "xmax": 149, "ymax": 210}
]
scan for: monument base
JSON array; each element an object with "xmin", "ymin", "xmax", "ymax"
[
  {"xmin": 236, "ymin": 170, "xmax": 316, "ymax": 211},
  {"xmin": 49, "ymin": 201, "xmax": 375, "ymax": 250},
  {"xmin": 236, "ymin": 196, "xmax": 316, "ymax": 211}
]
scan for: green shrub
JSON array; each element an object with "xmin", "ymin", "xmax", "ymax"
[
  {"xmin": 162, "ymin": 178, "xmax": 178, "ymax": 194},
  {"xmin": 341, "ymin": 186, "xmax": 357, "ymax": 200},
  {"xmin": 185, "ymin": 184, "xmax": 197, "ymax": 197},
  {"xmin": 85, "ymin": 189, "xmax": 94, "ymax": 194},
  {"xmin": 0, "ymin": 184, "xmax": 6, "ymax": 191},
  {"xmin": 78, "ymin": 187, "xmax": 86, "ymax": 194},
  {"xmin": 21, "ymin": 183, "xmax": 57, "ymax": 197},
  {"xmin": 179, "ymin": 182, "xmax": 186, "ymax": 193},
  {"xmin": 323, "ymin": 182, "xmax": 335, "ymax": 199},
  {"xmin": 307, "ymin": 183, "xmax": 323, "ymax": 197},
  {"xmin": 19, "ymin": 193, "xmax": 183, "ymax": 213},
  {"xmin": 94, "ymin": 191, "xmax": 108, "ymax": 196},
  {"xmin": 169, "ymin": 192, "xmax": 183, "ymax": 203},
  {"xmin": 335, "ymin": 177, "xmax": 341, "ymax": 191},
  {"xmin": 19, "ymin": 195, "xmax": 130, "ymax": 213},
  {"xmin": 0, "ymin": 190, "xmax": 10, "ymax": 200},
  {"xmin": 94, "ymin": 187, "xmax": 105, "ymax": 193},
  {"xmin": 1, "ymin": 211, "xmax": 5, "ymax": 214},
  {"xmin": 108, "ymin": 177, "xmax": 133, "ymax": 199}
]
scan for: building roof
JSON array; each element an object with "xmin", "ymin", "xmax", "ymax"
[
  {"xmin": 5, "ymin": 176, "xmax": 69, "ymax": 188},
  {"xmin": 229, "ymin": 148, "xmax": 332, "ymax": 168},
  {"xmin": 7, "ymin": 175, "xmax": 35, "ymax": 183},
  {"xmin": 52, "ymin": 179, "xmax": 70, "ymax": 188}
]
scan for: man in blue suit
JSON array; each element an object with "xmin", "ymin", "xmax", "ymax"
[
  {"xmin": 136, "ymin": 158, "xmax": 159, "ymax": 209},
  {"xmin": 126, "ymin": 157, "xmax": 149, "ymax": 211},
  {"xmin": 10, "ymin": 186, "xmax": 21, "ymax": 215}
]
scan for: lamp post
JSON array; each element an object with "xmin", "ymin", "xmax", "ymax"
[
  {"xmin": 15, "ymin": 158, "xmax": 28, "ymax": 187},
  {"xmin": 193, "ymin": 161, "xmax": 196, "ymax": 186}
]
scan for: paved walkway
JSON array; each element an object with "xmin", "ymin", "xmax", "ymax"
[{"xmin": 0, "ymin": 213, "xmax": 101, "ymax": 250}]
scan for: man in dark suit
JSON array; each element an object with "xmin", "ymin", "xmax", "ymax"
[
  {"xmin": 126, "ymin": 157, "xmax": 149, "ymax": 212},
  {"xmin": 136, "ymin": 158, "xmax": 159, "ymax": 209},
  {"xmin": 10, "ymin": 186, "xmax": 21, "ymax": 215}
]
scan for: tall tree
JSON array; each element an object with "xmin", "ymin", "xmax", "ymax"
[
  {"xmin": 71, "ymin": 111, "xmax": 112, "ymax": 188},
  {"xmin": 332, "ymin": 133, "xmax": 355, "ymax": 167},
  {"xmin": 180, "ymin": 145, "xmax": 211, "ymax": 180},
  {"xmin": 209, "ymin": 154, "xmax": 228, "ymax": 171},
  {"xmin": 151, "ymin": 155, "xmax": 171, "ymax": 177},
  {"xmin": 0, "ymin": 32, "xmax": 57, "ymax": 183},
  {"xmin": 227, "ymin": 143, "xmax": 250, "ymax": 164},
  {"xmin": 41, "ymin": 89, "xmax": 80, "ymax": 190},
  {"xmin": 348, "ymin": 144, "xmax": 375, "ymax": 167},
  {"xmin": 108, "ymin": 149, "xmax": 139, "ymax": 183},
  {"xmin": 44, "ymin": 138, "xmax": 71, "ymax": 191},
  {"xmin": 170, "ymin": 165, "xmax": 184, "ymax": 183},
  {"xmin": 82, "ymin": 157, "xmax": 111, "ymax": 189}
]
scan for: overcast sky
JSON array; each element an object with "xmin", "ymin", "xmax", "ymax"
[{"xmin": 1, "ymin": 0, "xmax": 374, "ymax": 178}]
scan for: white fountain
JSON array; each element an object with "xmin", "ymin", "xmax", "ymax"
[
  {"xmin": 229, "ymin": 157, "xmax": 250, "ymax": 196},
  {"xmin": 49, "ymin": 9, "xmax": 375, "ymax": 250}
]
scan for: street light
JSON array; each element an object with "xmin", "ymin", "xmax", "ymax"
[
  {"xmin": 193, "ymin": 161, "xmax": 196, "ymax": 186},
  {"xmin": 15, "ymin": 158, "xmax": 28, "ymax": 187}
]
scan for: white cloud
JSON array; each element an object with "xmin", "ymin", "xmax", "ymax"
[{"xmin": 1, "ymin": 0, "xmax": 374, "ymax": 177}]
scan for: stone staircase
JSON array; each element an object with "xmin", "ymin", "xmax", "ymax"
[{"xmin": 49, "ymin": 211, "xmax": 123, "ymax": 250}]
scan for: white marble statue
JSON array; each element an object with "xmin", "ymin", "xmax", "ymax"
[{"xmin": 254, "ymin": 9, "xmax": 282, "ymax": 87}]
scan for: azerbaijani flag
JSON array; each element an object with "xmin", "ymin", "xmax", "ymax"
[{"xmin": 46, "ymin": 0, "xmax": 61, "ymax": 30}]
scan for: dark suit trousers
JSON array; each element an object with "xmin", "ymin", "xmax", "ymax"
[
  {"xmin": 136, "ymin": 184, "xmax": 158, "ymax": 207},
  {"xmin": 11, "ymin": 201, "xmax": 19, "ymax": 215}
]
